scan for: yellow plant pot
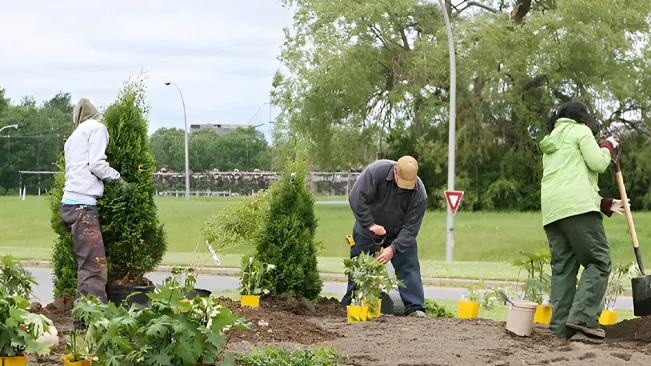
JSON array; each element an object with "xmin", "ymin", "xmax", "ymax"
[
  {"xmin": 367, "ymin": 298, "xmax": 382, "ymax": 319},
  {"xmin": 599, "ymin": 309, "xmax": 618, "ymax": 325},
  {"xmin": 63, "ymin": 354, "xmax": 92, "ymax": 366},
  {"xmin": 533, "ymin": 305, "xmax": 552, "ymax": 324},
  {"xmin": 0, "ymin": 355, "xmax": 26, "ymax": 366},
  {"xmin": 347, "ymin": 305, "xmax": 368, "ymax": 323},
  {"xmin": 458, "ymin": 301, "xmax": 480, "ymax": 319},
  {"xmin": 241, "ymin": 295, "xmax": 260, "ymax": 308}
]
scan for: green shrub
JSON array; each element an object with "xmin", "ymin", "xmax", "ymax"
[
  {"xmin": 254, "ymin": 157, "xmax": 323, "ymax": 300},
  {"xmin": 51, "ymin": 76, "xmax": 167, "ymax": 296},
  {"xmin": 201, "ymin": 190, "xmax": 269, "ymax": 251},
  {"xmin": 424, "ymin": 300, "xmax": 455, "ymax": 318},
  {"xmin": 237, "ymin": 346, "xmax": 345, "ymax": 366},
  {"xmin": 50, "ymin": 156, "xmax": 78, "ymax": 297},
  {"xmin": 98, "ymin": 77, "xmax": 167, "ymax": 283}
]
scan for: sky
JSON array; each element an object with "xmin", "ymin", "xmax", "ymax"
[{"xmin": 0, "ymin": 0, "xmax": 294, "ymax": 139}]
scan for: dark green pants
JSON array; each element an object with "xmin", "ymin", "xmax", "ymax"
[{"xmin": 544, "ymin": 212, "xmax": 611, "ymax": 339}]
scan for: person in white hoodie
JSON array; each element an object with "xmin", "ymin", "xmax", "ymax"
[{"xmin": 60, "ymin": 98, "xmax": 130, "ymax": 305}]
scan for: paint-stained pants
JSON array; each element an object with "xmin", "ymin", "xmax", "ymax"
[
  {"xmin": 60, "ymin": 204, "xmax": 108, "ymax": 304},
  {"xmin": 544, "ymin": 212, "xmax": 611, "ymax": 339},
  {"xmin": 341, "ymin": 229, "xmax": 425, "ymax": 314}
]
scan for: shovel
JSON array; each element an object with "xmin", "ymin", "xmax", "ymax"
[{"xmin": 613, "ymin": 147, "xmax": 651, "ymax": 316}]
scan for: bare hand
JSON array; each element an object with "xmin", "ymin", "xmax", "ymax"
[
  {"xmin": 369, "ymin": 224, "xmax": 386, "ymax": 237},
  {"xmin": 611, "ymin": 199, "xmax": 630, "ymax": 215},
  {"xmin": 376, "ymin": 246, "xmax": 394, "ymax": 265}
]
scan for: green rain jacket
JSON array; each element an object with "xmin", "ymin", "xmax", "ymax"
[{"xmin": 539, "ymin": 118, "xmax": 612, "ymax": 226}]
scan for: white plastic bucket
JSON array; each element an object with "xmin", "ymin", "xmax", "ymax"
[{"xmin": 505, "ymin": 299, "xmax": 539, "ymax": 336}]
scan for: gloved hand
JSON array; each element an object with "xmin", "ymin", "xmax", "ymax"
[
  {"xmin": 611, "ymin": 199, "xmax": 630, "ymax": 215},
  {"xmin": 606, "ymin": 136, "xmax": 619, "ymax": 149},
  {"xmin": 114, "ymin": 177, "xmax": 135, "ymax": 193}
]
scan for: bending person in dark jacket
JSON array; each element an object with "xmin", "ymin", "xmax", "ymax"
[{"xmin": 341, "ymin": 156, "xmax": 428, "ymax": 317}]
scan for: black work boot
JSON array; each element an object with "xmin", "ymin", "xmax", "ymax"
[{"xmin": 566, "ymin": 322, "xmax": 605, "ymax": 339}]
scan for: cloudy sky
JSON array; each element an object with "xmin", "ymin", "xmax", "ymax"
[{"xmin": 0, "ymin": 0, "xmax": 294, "ymax": 138}]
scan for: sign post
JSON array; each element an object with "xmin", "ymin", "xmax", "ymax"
[{"xmin": 436, "ymin": 0, "xmax": 458, "ymax": 262}]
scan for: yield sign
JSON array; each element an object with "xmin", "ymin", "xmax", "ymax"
[{"xmin": 444, "ymin": 190, "xmax": 464, "ymax": 216}]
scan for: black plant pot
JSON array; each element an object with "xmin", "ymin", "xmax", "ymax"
[
  {"xmin": 185, "ymin": 288, "xmax": 212, "ymax": 300},
  {"xmin": 106, "ymin": 284, "xmax": 154, "ymax": 309}
]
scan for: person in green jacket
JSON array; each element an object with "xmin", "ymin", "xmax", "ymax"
[{"xmin": 540, "ymin": 100, "xmax": 624, "ymax": 339}]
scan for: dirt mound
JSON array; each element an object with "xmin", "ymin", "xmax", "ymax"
[
  {"xmin": 606, "ymin": 316, "xmax": 651, "ymax": 342},
  {"xmin": 28, "ymin": 295, "xmax": 76, "ymax": 366},
  {"xmin": 262, "ymin": 294, "xmax": 347, "ymax": 317},
  {"xmin": 217, "ymin": 296, "xmax": 340, "ymax": 345}
]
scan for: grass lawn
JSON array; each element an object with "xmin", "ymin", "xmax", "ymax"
[{"xmin": 1, "ymin": 196, "xmax": 649, "ymax": 281}]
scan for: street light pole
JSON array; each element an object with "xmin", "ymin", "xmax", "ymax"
[
  {"xmin": 436, "ymin": 1, "xmax": 457, "ymax": 262},
  {"xmin": 0, "ymin": 124, "xmax": 18, "ymax": 134},
  {"xmin": 165, "ymin": 82, "xmax": 190, "ymax": 201},
  {"xmin": 246, "ymin": 123, "xmax": 264, "ymax": 171}
]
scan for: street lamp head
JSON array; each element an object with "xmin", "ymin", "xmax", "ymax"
[{"xmin": 165, "ymin": 82, "xmax": 171, "ymax": 86}]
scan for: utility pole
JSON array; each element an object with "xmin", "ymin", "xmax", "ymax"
[
  {"xmin": 436, "ymin": 0, "xmax": 458, "ymax": 262},
  {"xmin": 164, "ymin": 82, "xmax": 190, "ymax": 201}
]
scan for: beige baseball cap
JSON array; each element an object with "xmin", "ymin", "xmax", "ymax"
[{"xmin": 395, "ymin": 156, "xmax": 418, "ymax": 189}]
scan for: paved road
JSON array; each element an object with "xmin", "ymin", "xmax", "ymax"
[{"xmin": 26, "ymin": 267, "xmax": 634, "ymax": 310}]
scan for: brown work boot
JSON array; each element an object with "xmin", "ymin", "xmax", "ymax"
[{"xmin": 566, "ymin": 322, "xmax": 605, "ymax": 339}]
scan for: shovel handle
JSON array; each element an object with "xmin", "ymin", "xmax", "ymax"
[
  {"xmin": 613, "ymin": 148, "xmax": 639, "ymax": 249},
  {"xmin": 616, "ymin": 172, "xmax": 639, "ymax": 249}
]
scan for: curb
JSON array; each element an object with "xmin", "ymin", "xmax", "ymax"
[{"xmin": 19, "ymin": 260, "xmax": 635, "ymax": 296}]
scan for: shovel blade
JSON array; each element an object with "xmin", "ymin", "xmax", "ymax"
[{"xmin": 632, "ymin": 275, "xmax": 651, "ymax": 317}]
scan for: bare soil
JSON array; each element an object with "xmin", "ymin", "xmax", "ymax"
[{"xmin": 26, "ymin": 295, "xmax": 651, "ymax": 366}]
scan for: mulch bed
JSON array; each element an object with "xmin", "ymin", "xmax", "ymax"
[
  {"xmin": 25, "ymin": 293, "xmax": 346, "ymax": 365},
  {"xmin": 24, "ymin": 294, "xmax": 651, "ymax": 366}
]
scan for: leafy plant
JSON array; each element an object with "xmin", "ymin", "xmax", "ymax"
[
  {"xmin": 482, "ymin": 286, "xmax": 519, "ymax": 311},
  {"xmin": 511, "ymin": 250, "xmax": 552, "ymax": 305},
  {"xmin": 239, "ymin": 255, "xmax": 275, "ymax": 296},
  {"xmin": 72, "ymin": 268, "xmax": 251, "ymax": 366},
  {"xmin": 343, "ymin": 251, "xmax": 403, "ymax": 316},
  {"xmin": 64, "ymin": 329, "xmax": 97, "ymax": 363},
  {"xmin": 254, "ymin": 156, "xmax": 323, "ymax": 300},
  {"xmin": 0, "ymin": 254, "xmax": 37, "ymax": 299},
  {"xmin": 237, "ymin": 346, "xmax": 345, "ymax": 366},
  {"xmin": 424, "ymin": 300, "xmax": 455, "ymax": 318},
  {"xmin": 202, "ymin": 190, "xmax": 270, "ymax": 251},
  {"xmin": 603, "ymin": 262, "xmax": 635, "ymax": 311},
  {"xmin": 0, "ymin": 287, "xmax": 53, "ymax": 357},
  {"xmin": 463, "ymin": 281, "xmax": 487, "ymax": 303}
]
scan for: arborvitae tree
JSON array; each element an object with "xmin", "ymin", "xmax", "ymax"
[
  {"xmin": 50, "ymin": 76, "xmax": 167, "ymax": 296},
  {"xmin": 50, "ymin": 157, "xmax": 77, "ymax": 297},
  {"xmin": 254, "ymin": 156, "xmax": 323, "ymax": 300}
]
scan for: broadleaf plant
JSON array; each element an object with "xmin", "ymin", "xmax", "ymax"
[
  {"xmin": 72, "ymin": 270, "xmax": 251, "ymax": 365},
  {"xmin": 0, "ymin": 254, "xmax": 38, "ymax": 299},
  {"xmin": 512, "ymin": 250, "xmax": 552, "ymax": 305},
  {"xmin": 343, "ymin": 251, "xmax": 403, "ymax": 316},
  {"xmin": 239, "ymin": 254, "xmax": 275, "ymax": 296},
  {"xmin": 0, "ymin": 288, "xmax": 53, "ymax": 357}
]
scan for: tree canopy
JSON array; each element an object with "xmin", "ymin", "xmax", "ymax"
[{"xmin": 271, "ymin": 0, "xmax": 651, "ymax": 210}]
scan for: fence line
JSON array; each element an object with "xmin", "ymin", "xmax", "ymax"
[{"xmin": 16, "ymin": 171, "xmax": 362, "ymax": 198}]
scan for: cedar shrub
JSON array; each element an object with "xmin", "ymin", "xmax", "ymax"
[
  {"xmin": 254, "ymin": 156, "xmax": 323, "ymax": 300},
  {"xmin": 50, "ymin": 76, "xmax": 167, "ymax": 296}
]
